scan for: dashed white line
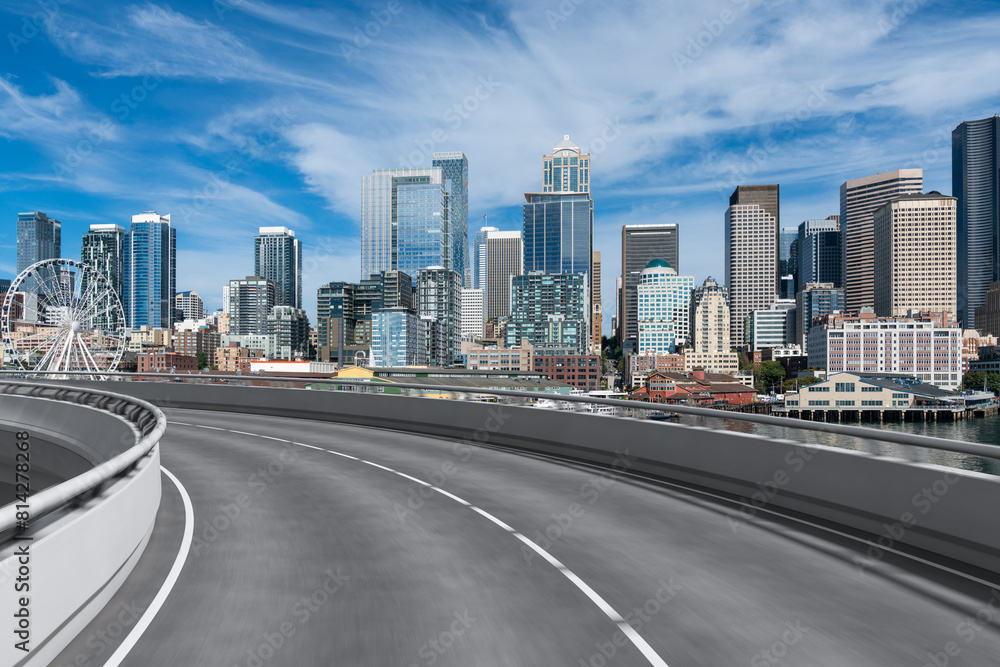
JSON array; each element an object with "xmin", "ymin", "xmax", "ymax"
[{"xmin": 104, "ymin": 464, "xmax": 194, "ymax": 667}]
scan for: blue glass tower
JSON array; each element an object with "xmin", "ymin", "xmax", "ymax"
[
  {"xmin": 396, "ymin": 182, "xmax": 450, "ymax": 280},
  {"xmin": 124, "ymin": 212, "xmax": 176, "ymax": 328},
  {"xmin": 522, "ymin": 193, "xmax": 593, "ymax": 279},
  {"xmin": 432, "ymin": 152, "xmax": 468, "ymax": 286}
]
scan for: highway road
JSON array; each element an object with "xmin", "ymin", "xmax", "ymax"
[{"xmin": 51, "ymin": 407, "xmax": 1000, "ymax": 666}]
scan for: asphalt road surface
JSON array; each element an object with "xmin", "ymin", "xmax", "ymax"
[{"xmin": 52, "ymin": 408, "xmax": 1000, "ymax": 666}]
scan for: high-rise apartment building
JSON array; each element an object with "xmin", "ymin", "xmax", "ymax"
[
  {"xmin": 175, "ymin": 291, "xmax": 205, "ymax": 321},
  {"xmin": 432, "ymin": 152, "xmax": 469, "ymax": 286},
  {"xmin": 472, "ymin": 225, "xmax": 498, "ymax": 290},
  {"xmin": 840, "ymin": 169, "xmax": 923, "ymax": 312},
  {"xmin": 873, "ymin": 193, "xmax": 957, "ymax": 318},
  {"xmin": 372, "ymin": 307, "xmax": 426, "ymax": 367},
  {"xmin": 124, "ymin": 212, "xmax": 176, "ymax": 329},
  {"xmin": 484, "ymin": 230, "xmax": 523, "ymax": 321},
  {"xmin": 591, "ymin": 251, "xmax": 602, "ymax": 352},
  {"xmin": 795, "ymin": 283, "xmax": 845, "ymax": 352},
  {"xmin": 542, "ymin": 135, "xmax": 590, "ymax": 194},
  {"xmin": 267, "ymin": 305, "xmax": 310, "ymax": 360},
  {"xmin": 254, "ymin": 227, "xmax": 302, "ymax": 309},
  {"xmin": 953, "ymin": 116, "xmax": 1000, "ymax": 328},
  {"xmin": 636, "ymin": 259, "xmax": 695, "ymax": 354},
  {"xmin": 417, "ymin": 267, "xmax": 462, "ymax": 366},
  {"xmin": 460, "ymin": 288, "xmax": 484, "ymax": 339},
  {"xmin": 725, "ymin": 185, "xmax": 780, "ymax": 348},
  {"xmin": 619, "ymin": 224, "xmax": 680, "ymax": 353},
  {"xmin": 797, "ymin": 218, "xmax": 841, "ymax": 287},
  {"xmin": 506, "ymin": 273, "xmax": 588, "ymax": 354},
  {"xmin": 687, "ymin": 276, "xmax": 738, "ymax": 373},
  {"xmin": 81, "ymin": 224, "xmax": 124, "ymax": 331},
  {"xmin": 16, "ymin": 211, "xmax": 61, "ymax": 276},
  {"xmin": 227, "ymin": 276, "xmax": 278, "ymax": 336}
]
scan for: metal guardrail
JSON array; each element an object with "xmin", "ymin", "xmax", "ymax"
[
  {"xmin": 0, "ymin": 380, "xmax": 167, "ymax": 534},
  {"xmin": 6, "ymin": 370, "xmax": 1000, "ymax": 464}
]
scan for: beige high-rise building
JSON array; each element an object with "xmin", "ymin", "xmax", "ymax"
[
  {"xmin": 484, "ymin": 230, "xmax": 522, "ymax": 322},
  {"xmin": 686, "ymin": 276, "xmax": 738, "ymax": 373},
  {"xmin": 725, "ymin": 185, "xmax": 779, "ymax": 348},
  {"xmin": 591, "ymin": 251, "xmax": 602, "ymax": 352},
  {"xmin": 841, "ymin": 169, "xmax": 923, "ymax": 313},
  {"xmin": 873, "ymin": 193, "xmax": 957, "ymax": 318}
]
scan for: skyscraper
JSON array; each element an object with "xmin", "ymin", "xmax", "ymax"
[
  {"xmin": 228, "ymin": 276, "xmax": 278, "ymax": 336},
  {"xmin": 686, "ymin": 276, "xmax": 738, "ymax": 374},
  {"xmin": 473, "ymin": 225, "xmax": 498, "ymax": 290},
  {"xmin": 372, "ymin": 307, "xmax": 426, "ymax": 367},
  {"xmin": 16, "ymin": 211, "xmax": 61, "ymax": 275},
  {"xmin": 953, "ymin": 116, "xmax": 1000, "ymax": 328},
  {"xmin": 506, "ymin": 273, "xmax": 588, "ymax": 353},
  {"xmin": 483, "ymin": 230, "xmax": 523, "ymax": 321},
  {"xmin": 796, "ymin": 283, "xmax": 845, "ymax": 352},
  {"xmin": 396, "ymin": 180, "xmax": 451, "ymax": 279},
  {"xmin": 432, "ymin": 152, "xmax": 469, "ymax": 286},
  {"xmin": 779, "ymin": 227, "xmax": 797, "ymax": 289},
  {"xmin": 725, "ymin": 185, "xmax": 779, "ymax": 348},
  {"xmin": 267, "ymin": 305, "xmax": 310, "ymax": 361},
  {"xmin": 81, "ymin": 224, "xmax": 124, "ymax": 331},
  {"xmin": 460, "ymin": 288, "xmax": 485, "ymax": 339},
  {"xmin": 361, "ymin": 167, "xmax": 449, "ymax": 279},
  {"xmin": 254, "ymin": 227, "xmax": 302, "ymax": 309},
  {"xmin": 636, "ymin": 259, "xmax": 695, "ymax": 354},
  {"xmin": 840, "ymin": 169, "xmax": 923, "ymax": 313},
  {"xmin": 620, "ymin": 224, "xmax": 680, "ymax": 354},
  {"xmin": 591, "ymin": 251, "xmax": 602, "ymax": 352},
  {"xmin": 542, "ymin": 135, "xmax": 590, "ymax": 193},
  {"xmin": 873, "ymin": 193, "xmax": 957, "ymax": 317},
  {"xmin": 797, "ymin": 218, "xmax": 841, "ymax": 287},
  {"xmin": 416, "ymin": 267, "xmax": 462, "ymax": 366},
  {"xmin": 522, "ymin": 192, "xmax": 593, "ymax": 277},
  {"xmin": 124, "ymin": 212, "xmax": 176, "ymax": 329}
]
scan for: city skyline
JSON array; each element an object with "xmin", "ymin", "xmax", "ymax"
[{"xmin": 1, "ymin": 1, "xmax": 997, "ymax": 329}]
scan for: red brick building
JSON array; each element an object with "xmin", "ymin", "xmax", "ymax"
[
  {"xmin": 138, "ymin": 352, "xmax": 198, "ymax": 373},
  {"xmin": 533, "ymin": 350, "xmax": 601, "ymax": 391},
  {"xmin": 630, "ymin": 369, "xmax": 756, "ymax": 405}
]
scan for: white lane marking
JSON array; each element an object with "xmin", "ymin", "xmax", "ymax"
[
  {"xmin": 392, "ymin": 471, "xmax": 431, "ymax": 486},
  {"xmin": 166, "ymin": 419, "xmax": 673, "ymax": 666},
  {"xmin": 104, "ymin": 465, "xmax": 194, "ymax": 667},
  {"xmin": 294, "ymin": 442, "xmax": 326, "ymax": 452},
  {"xmin": 326, "ymin": 450, "xmax": 359, "ymax": 461}
]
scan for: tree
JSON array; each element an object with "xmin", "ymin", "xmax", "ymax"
[
  {"xmin": 782, "ymin": 375, "xmax": 822, "ymax": 393},
  {"xmin": 961, "ymin": 371, "xmax": 1000, "ymax": 395},
  {"xmin": 755, "ymin": 360, "xmax": 786, "ymax": 394},
  {"xmin": 197, "ymin": 351, "xmax": 208, "ymax": 369},
  {"xmin": 738, "ymin": 352, "xmax": 754, "ymax": 370}
]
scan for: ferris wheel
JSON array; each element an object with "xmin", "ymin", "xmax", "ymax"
[{"xmin": 1, "ymin": 258, "xmax": 126, "ymax": 378}]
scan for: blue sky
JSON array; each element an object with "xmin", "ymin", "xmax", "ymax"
[{"xmin": 1, "ymin": 0, "xmax": 999, "ymax": 329}]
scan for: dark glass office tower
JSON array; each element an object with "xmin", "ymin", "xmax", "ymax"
[{"xmin": 954, "ymin": 116, "xmax": 1000, "ymax": 328}]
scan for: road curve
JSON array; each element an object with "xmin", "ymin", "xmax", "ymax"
[{"xmin": 52, "ymin": 408, "xmax": 1000, "ymax": 666}]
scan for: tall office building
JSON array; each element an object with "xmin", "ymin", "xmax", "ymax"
[
  {"xmin": 725, "ymin": 185, "xmax": 779, "ymax": 348},
  {"xmin": 174, "ymin": 291, "xmax": 205, "ymax": 321},
  {"xmin": 124, "ymin": 212, "xmax": 176, "ymax": 329},
  {"xmin": 80, "ymin": 224, "xmax": 124, "ymax": 331},
  {"xmin": 416, "ymin": 267, "xmax": 462, "ymax": 366},
  {"xmin": 361, "ymin": 167, "xmax": 449, "ymax": 279},
  {"xmin": 748, "ymin": 299, "xmax": 796, "ymax": 350},
  {"xmin": 371, "ymin": 307, "xmax": 426, "ymax": 367},
  {"xmin": 686, "ymin": 276, "xmax": 738, "ymax": 373},
  {"xmin": 953, "ymin": 116, "xmax": 1000, "ymax": 328},
  {"xmin": 522, "ymin": 192, "xmax": 593, "ymax": 277},
  {"xmin": 619, "ymin": 224, "xmax": 680, "ymax": 353},
  {"xmin": 840, "ymin": 169, "xmax": 923, "ymax": 313},
  {"xmin": 227, "ymin": 276, "xmax": 278, "ymax": 336},
  {"xmin": 472, "ymin": 225, "xmax": 498, "ymax": 290},
  {"xmin": 873, "ymin": 193, "xmax": 957, "ymax": 317},
  {"xmin": 779, "ymin": 227, "xmax": 797, "ymax": 289},
  {"xmin": 542, "ymin": 135, "xmax": 590, "ymax": 194},
  {"xmin": 795, "ymin": 283, "xmax": 845, "ymax": 352},
  {"xmin": 484, "ymin": 230, "xmax": 523, "ymax": 321},
  {"xmin": 396, "ymin": 179, "xmax": 451, "ymax": 279},
  {"xmin": 636, "ymin": 259, "xmax": 695, "ymax": 354},
  {"xmin": 16, "ymin": 211, "xmax": 62, "ymax": 275},
  {"xmin": 254, "ymin": 227, "xmax": 302, "ymax": 309},
  {"xmin": 460, "ymin": 288, "xmax": 485, "ymax": 339},
  {"xmin": 506, "ymin": 273, "xmax": 588, "ymax": 353},
  {"xmin": 797, "ymin": 218, "xmax": 841, "ymax": 287},
  {"xmin": 432, "ymin": 152, "xmax": 469, "ymax": 286},
  {"xmin": 591, "ymin": 251, "xmax": 602, "ymax": 352}
]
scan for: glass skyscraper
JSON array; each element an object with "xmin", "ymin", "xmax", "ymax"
[
  {"xmin": 432, "ymin": 152, "xmax": 469, "ymax": 286},
  {"xmin": 16, "ymin": 211, "xmax": 61, "ymax": 294},
  {"xmin": 254, "ymin": 227, "xmax": 302, "ymax": 309},
  {"xmin": 954, "ymin": 115, "xmax": 1000, "ymax": 329},
  {"xmin": 396, "ymin": 182, "xmax": 450, "ymax": 279},
  {"xmin": 124, "ymin": 212, "xmax": 176, "ymax": 329},
  {"xmin": 522, "ymin": 193, "xmax": 593, "ymax": 278},
  {"xmin": 81, "ymin": 224, "xmax": 125, "ymax": 331},
  {"xmin": 797, "ymin": 218, "xmax": 841, "ymax": 287}
]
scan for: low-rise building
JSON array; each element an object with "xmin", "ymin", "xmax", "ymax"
[
  {"xmin": 962, "ymin": 330, "xmax": 999, "ymax": 373},
  {"xmin": 465, "ymin": 339, "xmax": 533, "ymax": 372},
  {"xmin": 137, "ymin": 352, "xmax": 197, "ymax": 373},
  {"xmin": 629, "ymin": 369, "xmax": 756, "ymax": 405},
  {"xmin": 781, "ymin": 372, "xmax": 969, "ymax": 414},
  {"xmin": 532, "ymin": 346, "xmax": 600, "ymax": 392},
  {"xmin": 626, "ymin": 353, "xmax": 686, "ymax": 388},
  {"xmin": 127, "ymin": 326, "xmax": 172, "ymax": 353},
  {"xmin": 173, "ymin": 327, "xmax": 220, "ymax": 367},
  {"xmin": 215, "ymin": 344, "xmax": 265, "ymax": 372},
  {"xmin": 682, "ymin": 351, "xmax": 739, "ymax": 375}
]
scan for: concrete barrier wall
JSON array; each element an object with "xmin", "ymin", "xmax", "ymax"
[
  {"xmin": 0, "ymin": 391, "xmax": 161, "ymax": 667},
  {"xmin": 85, "ymin": 381, "xmax": 1000, "ymax": 577}
]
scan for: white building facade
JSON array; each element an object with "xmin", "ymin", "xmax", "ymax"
[{"xmin": 636, "ymin": 259, "xmax": 694, "ymax": 354}]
